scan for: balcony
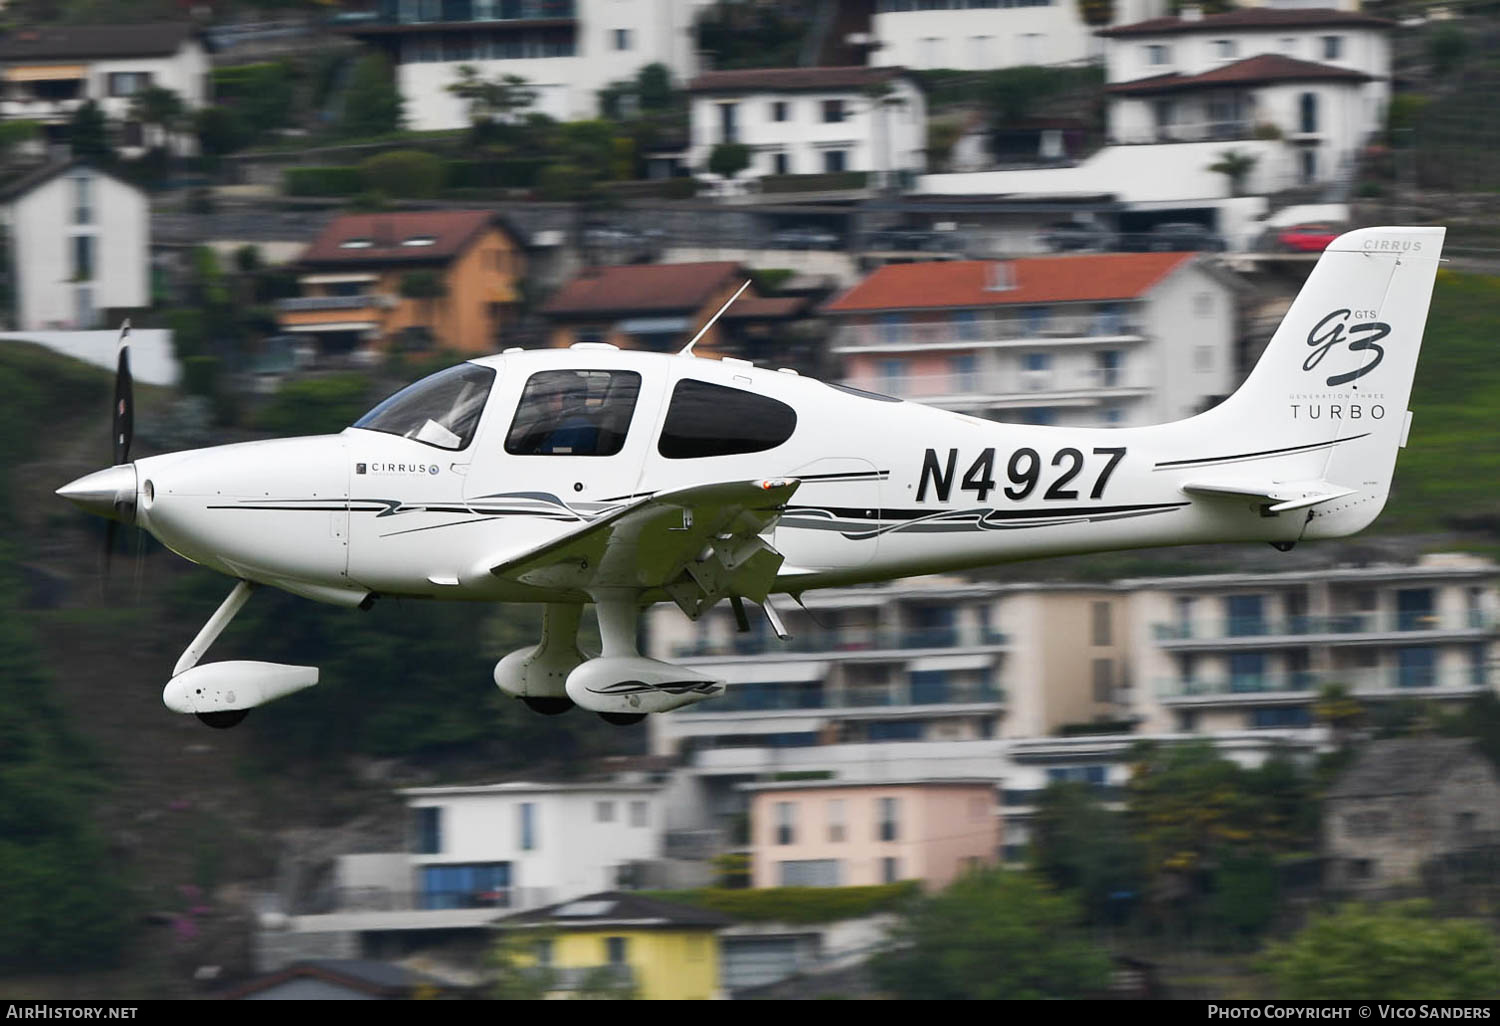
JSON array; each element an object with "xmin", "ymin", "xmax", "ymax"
[
  {"xmin": 1158, "ymin": 667, "xmax": 1491, "ymax": 703},
  {"xmin": 0, "ymin": 97, "xmax": 84, "ymax": 121},
  {"xmin": 842, "ymin": 368, "xmax": 1149, "ymax": 406},
  {"xmin": 332, "ymin": 885, "xmax": 553, "ymax": 912},
  {"xmin": 337, "ymin": 0, "xmax": 576, "ymax": 27},
  {"xmin": 1153, "ymin": 610, "xmax": 1497, "ymax": 647},
  {"xmin": 833, "ymin": 315, "xmax": 1144, "ymax": 353},
  {"xmin": 276, "ymin": 294, "xmax": 392, "ymax": 313},
  {"xmin": 1115, "ymin": 121, "xmax": 1254, "ymax": 145},
  {"xmin": 671, "ymin": 625, "xmax": 1008, "ymax": 659},
  {"xmin": 537, "ymin": 965, "xmax": 634, "ymax": 993},
  {"xmin": 677, "ymin": 680, "xmax": 1005, "ymax": 715}
]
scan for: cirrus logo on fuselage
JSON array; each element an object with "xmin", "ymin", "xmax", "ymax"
[
  {"xmin": 1303, "ymin": 309, "xmax": 1390, "ymax": 387},
  {"xmin": 356, "ymin": 462, "xmax": 441, "ymax": 476}
]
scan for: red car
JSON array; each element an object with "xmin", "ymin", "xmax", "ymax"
[{"xmin": 1278, "ymin": 222, "xmax": 1343, "ymax": 252}]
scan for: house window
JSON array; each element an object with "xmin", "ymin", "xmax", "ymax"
[
  {"xmin": 595, "ymin": 800, "xmax": 615, "ymax": 823},
  {"xmin": 412, "ymin": 806, "xmax": 442, "ymax": 854},
  {"xmin": 1349, "ymin": 858, "xmax": 1375, "ymax": 881},
  {"xmin": 771, "ymin": 151, "xmax": 789, "ymax": 176},
  {"xmin": 1300, "ymin": 148, "xmax": 1317, "ymax": 184},
  {"xmin": 775, "ymin": 800, "xmax": 796, "ymax": 845},
  {"xmin": 107, "ymin": 71, "xmax": 152, "ymax": 97},
  {"xmin": 881, "ymin": 856, "xmax": 901, "ymax": 884},
  {"xmin": 1022, "ymin": 305, "xmax": 1050, "ymax": 334},
  {"xmin": 1322, "ymin": 35, "xmax": 1343, "ymax": 60},
  {"xmin": 72, "ymin": 176, "xmax": 92, "ymax": 225},
  {"xmin": 1299, "ymin": 92, "xmax": 1319, "ymax": 134},
  {"xmin": 1091, "ymin": 601, "xmax": 1112, "ymax": 645},
  {"xmin": 629, "ymin": 801, "xmax": 648, "ymax": 827},
  {"xmin": 1229, "ymin": 651, "xmax": 1267, "ymax": 691},
  {"xmin": 605, "ymin": 937, "xmax": 629, "ymax": 964},
  {"xmin": 822, "ymin": 149, "xmax": 847, "ymax": 173},
  {"xmin": 612, "ymin": 28, "xmax": 632, "ymax": 50},
  {"xmin": 519, "ymin": 801, "xmax": 537, "ymax": 850},
  {"xmin": 1251, "ymin": 705, "xmax": 1312, "ymax": 728},
  {"xmin": 771, "ymin": 100, "xmax": 789, "ymax": 122},
  {"xmin": 950, "ymin": 353, "xmax": 977, "ymax": 391},
  {"xmin": 1022, "ymin": 351, "xmax": 1051, "ymax": 374},
  {"xmin": 1145, "ymin": 44, "xmax": 1170, "ymax": 66},
  {"xmin": 75, "ymin": 286, "xmax": 96, "ymax": 329},
  {"xmin": 822, "ymin": 99, "xmax": 846, "ymax": 123},
  {"xmin": 780, "ymin": 859, "xmax": 841, "ymax": 886},
  {"xmin": 1227, "ymin": 594, "xmax": 1266, "ymax": 637},
  {"xmin": 1092, "ymin": 658, "xmax": 1114, "ymax": 703},
  {"xmin": 1397, "ymin": 647, "xmax": 1436, "ymax": 688},
  {"xmin": 1095, "ymin": 350, "xmax": 1122, "ymax": 386},
  {"xmin": 1212, "ymin": 39, "xmax": 1236, "ymax": 60},
  {"xmin": 718, "ymin": 102, "xmax": 738, "ymax": 144},
  {"xmin": 72, "ymin": 235, "xmax": 94, "ymax": 281},
  {"xmin": 877, "ymin": 796, "xmax": 899, "ymax": 841},
  {"xmin": 828, "ymin": 799, "xmax": 846, "ymax": 842},
  {"xmin": 535, "ymin": 939, "xmax": 553, "ymax": 966}
]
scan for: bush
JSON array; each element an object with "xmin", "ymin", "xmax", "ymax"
[
  {"xmin": 255, "ymin": 374, "xmax": 373, "ymax": 436},
  {"xmin": 284, "ymin": 166, "xmax": 364, "ymax": 197},
  {"xmin": 445, "ymin": 157, "xmax": 548, "ymax": 189},
  {"xmin": 358, "ymin": 149, "xmax": 444, "ymax": 199},
  {"xmin": 759, "ymin": 171, "xmax": 869, "ymax": 193},
  {"xmin": 642, "ymin": 883, "xmax": 919, "ymax": 923}
]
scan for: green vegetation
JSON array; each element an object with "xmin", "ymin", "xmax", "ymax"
[
  {"xmin": 707, "ymin": 142, "xmax": 751, "ymax": 180},
  {"xmin": 358, "ymin": 149, "xmax": 445, "ymax": 200},
  {"xmin": 1384, "ymin": 271, "xmax": 1500, "ymax": 533},
  {"xmin": 1264, "ymin": 902, "xmax": 1500, "ymax": 1000},
  {"xmin": 342, "ymin": 54, "xmax": 405, "ymax": 139},
  {"xmin": 695, "ymin": 1, "xmax": 808, "ymax": 70},
  {"xmin": 871, "ymin": 870, "xmax": 1112, "ymax": 999},
  {"xmin": 284, "ymin": 166, "xmax": 366, "ymax": 197},
  {"xmin": 644, "ymin": 883, "xmax": 919, "ymax": 923}
]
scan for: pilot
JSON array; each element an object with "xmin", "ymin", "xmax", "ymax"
[{"xmin": 539, "ymin": 382, "xmax": 598, "ymax": 455}]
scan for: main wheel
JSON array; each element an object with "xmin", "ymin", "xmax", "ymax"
[
  {"xmin": 521, "ymin": 696, "xmax": 575, "ymax": 716},
  {"xmin": 196, "ymin": 709, "xmax": 248, "ymax": 730},
  {"xmin": 598, "ymin": 712, "xmax": 647, "ymax": 726}
]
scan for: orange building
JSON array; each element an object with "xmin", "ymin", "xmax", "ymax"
[
  {"xmin": 745, "ymin": 779, "xmax": 1000, "ymax": 890},
  {"xmin": 539, "ymin": 262, "xmax": 807, "ymax": 360},
  {"xmin": 275, "ymin": 209, "xmax": 525, "ymax": 358}
]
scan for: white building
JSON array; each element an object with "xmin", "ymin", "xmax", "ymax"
[
  {"xmin": 1099, "ymin": 5, "xmax": 1394, "ymax": 186},
  {"xmin": 687, "ymin": 66, "xmax": 926, "ymax": 183},
  {"xmin": 339, "ymin": 0, "xmax": 706, "ymax": 130},
  {"xmin": 0, "ymin": 160, "xmax": 149, "ymax": 331},
  {"xmin": 823, "ymin": 251, "xmax": 1237, "ymax": 428},
  {"xmin": 869, "ymin": 0, "xmax": 1169, "ymax": 70},
  {"xmin": 0, "ymin": 23, "xmax": 209, "ymax": 155}
]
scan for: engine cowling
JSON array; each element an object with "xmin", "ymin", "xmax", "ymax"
[{"xmin": 565, "ymin": 657, "xmax": 724, "ymax": 716}]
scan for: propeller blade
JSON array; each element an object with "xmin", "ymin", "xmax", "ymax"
[{"xmin": 112, "ymin": 320, "xmax": 133, "ymax": 466}]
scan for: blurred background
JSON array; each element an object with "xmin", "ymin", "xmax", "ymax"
[{"xmin": 3, "ymin": 0, "xmax": 1500, "ymax": 1001}]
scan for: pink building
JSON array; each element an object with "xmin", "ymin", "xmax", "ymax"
[{"xmin": 745, "ymin": 780, "xmax": 1000, "ymax": 890}]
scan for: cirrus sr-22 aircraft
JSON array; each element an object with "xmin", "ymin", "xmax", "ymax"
[{"xmin": 58, "ymin": 226, "xmax": 1444, "ymax": 728}]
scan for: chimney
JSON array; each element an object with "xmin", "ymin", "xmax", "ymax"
[
  {"xmin": 1180, "ymin": 4, "xmax": 1203, "ymax": 21},
  {"xmin": 985, "ymin": 261, "xmax": 1016, "ymax": 292}
]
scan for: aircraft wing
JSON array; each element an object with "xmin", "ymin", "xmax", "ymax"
[
  {"xmin": 1180, "ymin": 478, "xmax": 1355, "ymax": 513},
  {"xmin": 486, "ymin": 478, "xmax": 800, "ymax": 615}
]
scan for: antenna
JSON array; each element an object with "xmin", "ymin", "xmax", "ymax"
[{"xmin": 678, "ymin": 279, "xmax": 752, "ymax": 357}]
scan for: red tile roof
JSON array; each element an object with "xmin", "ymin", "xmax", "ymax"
[
  {"xmin": 300, "ymin": 210, "xmax": 505, "ymax": 267},
  {"xmin": 823, "ymin": 254, "xmax": 1197, "ymax": 314},
  {"xmin": 1100, "ymin": 7, "xmax": 1392, "ymax": 37},
  {"xmin": 1106, "ymin": 53, "xmax": 1373, "ymax": 95},
  {"xmin": 542, "ymin": 262, "xmax": 748, "ymax": 317},
  {"xmin": 690, "ymin": 66, "xmax": 907, "ymax": 93},
  {"xmin": 723, "ymin": 295, "xmax": 808, "ymax": 319}
]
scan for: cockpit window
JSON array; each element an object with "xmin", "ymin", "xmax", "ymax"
[
  {"xmin": 505, "ymin": 369, "xmax": 641, "ymax": 456},
  {"xmin": 353, "ymin": 363, "xmax": 496, "ymax": 451}
]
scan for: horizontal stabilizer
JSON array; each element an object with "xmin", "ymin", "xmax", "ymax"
[{"xmin": 1181, "ymin": 478, "xmax": 1356, "ymax": 514}]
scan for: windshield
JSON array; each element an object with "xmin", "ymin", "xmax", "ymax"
[{"xmin": 353, "ymin": 363, "xmax": 496, "ymax": 451}]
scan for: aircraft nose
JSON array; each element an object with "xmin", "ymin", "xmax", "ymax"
[{"xmin": 56, "ymin": 464, "xmax": 137, "ymax": 525}]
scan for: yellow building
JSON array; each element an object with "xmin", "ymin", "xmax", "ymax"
[{"xmin": 497, "ymin": 891, "xmax": 731, "ymax": 1000}]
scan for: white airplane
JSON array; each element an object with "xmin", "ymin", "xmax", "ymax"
[{"xmin": 58, "ymin": 226, "xmax": 1444, "ymax": 729}]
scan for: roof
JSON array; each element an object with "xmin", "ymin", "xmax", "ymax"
[
  {"xmin": 0, "ymin": 158, "xmax": 135, "ymax": 202},
  {"xmin": 0, "ymin": 22, "xmax": 198, "ymax": 60},
  {"xmin": 823, "ymin": 253, "xmax": 1196, "ymax": 314},
  {"xmin": 690, "ymin": 65, "xmax": 908, "ymax": 93},
  {"xmin": 541, "ymin": 262, "xmax": 746, "ymax": 318},
  {"xmin": 1106, "ymin": 53, "xmax": 1374, "ymax": 95},
  {"xmin": 1100, "ymin": 7, "xmax": 1393, "ymax": 38},
  {"xmin": 500, "ymin": 891, "xmax": 735, "ymax": 930},
  {"xmin": 1325, "ymin": 739, "xmax": 1494, "ymax": 801},
  {"xmin": 220, "ymin": 959, "xmax": 458, "ymax": 999},
  {"xmin": 300, "ymin": 210, "xmax": 510, "ymax": 268},
  {"xmin": 723, "ymin": 295, "xmax": 807, "ymax": 319}
]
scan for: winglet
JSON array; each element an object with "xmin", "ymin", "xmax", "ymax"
[{"xmin": 678, "ymin": 279, "xmax": 752, "ymax": 357}]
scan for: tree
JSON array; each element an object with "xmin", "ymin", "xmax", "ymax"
[
  {"xmin": 195, "ymin": 106, "xmax": 252, "ymax": 160},
  {"xmin": 1031, "ymin": 781, "xmax": 1145, "ymax": 924},
  {"xmin": 358, "ymin": 149, "xmax": 445, "ymax": 199},
  {"xmin": 1314, "ymin": 682, "xmax": 1363, "ymax": 747},
  {"xmin": 68, "ymin": 99, "xmax": 111, "ymax": 163},
  {"xmin": 870, "ymin": 869, "xmax": 1112, "ymax": 999},
  {"xmin": 446, "ymin": 65, "xmax": 536, "ymax": 143},
  {"xmin": 1263, "ymin": 902, "xmax": 1500, "ymax": 1000},
  {"xmin": 636, "ymin": 62, "xmax": 674, "ymax": 112},
  {"xmin": 1208, "ymin": 148, "xmax": 1258, "ymax": 197},
  {"xmin": 488, "ymin": 931, "xmax": 554, "ymax": 1000},
  {"xmin": 1429, "ymin": 24, "xmax": 1468, "ymax": 78},
  {"xmin": 708, "ymin": 141, "xmax": 751, "ymax": 180},
  {"xmin": 128, "ymin": 84, "xmax": 185, "ymax": 150},
  {"xmin": 1078, "ymin": 0, "xmax": 1113, "ymax": 26},
  {"xmin": 342, "ymin": 54, "xmax": 404, "ymax": 138},
  {"xmin": 0, "ymin": 119, "xmax": 39, "ymax": 162}
]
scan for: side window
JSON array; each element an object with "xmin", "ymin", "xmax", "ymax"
[
  {"xmin": 658, "ymin": 378, "xmax": 797, "ymax": 459},
  {"xmin": 505, "ymin": 369, "xmax": 641, "ymax": 456}
]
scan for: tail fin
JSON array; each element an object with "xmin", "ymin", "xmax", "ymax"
[{"xmin": 1193, "ymin": 226, "xmax": 1444, "ymax": 538}]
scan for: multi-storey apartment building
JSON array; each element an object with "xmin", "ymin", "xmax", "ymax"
[
  {"xmin": 335, "ymin": 0, "xmax": 706, "ymax": 129},
  {"xmin": 1128, "ymin": 553, "xmax": 1499, "ymax": 734},
  {"xmin": 1099, "ymin": 6, "xmax": 1393, "ymax": 187},
  {"xmin": 686, "ymin": 66, "xmax": 926, "ymax": 185},
  {"xmin": 823, "ymin": 252, "xmax": 1236, "ymax": 427}
]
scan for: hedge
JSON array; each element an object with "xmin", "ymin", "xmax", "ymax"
[
  {"xmin": 641, "ymin": 882, "xmax": 920, "ymax": 923},
  {"xmin": 284, "ymin": 166, "xmax": 365, "ymax": 197},
  {"xmin": 759, "ymin": 170, "xmax": 869, "ymax": 193},
  {"xmin": 445, "ymin": 157, "xmax": 549, "ymax": 189}
]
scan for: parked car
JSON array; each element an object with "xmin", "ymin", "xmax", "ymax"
[
  {"xmin": 1277, "ymin": 222, "xmax": 1343, "ymax": 253},
  {"xmin": 1141, "ymin": 222, "xmax": 1226, "ymax": 252},
  {"xmin": 770, "ymin": 225, "xmax": 840, "ymax": 249},
  {"xmin": 1040, "ymin": 221, "xmax": 1116, "ymax": 252}
]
